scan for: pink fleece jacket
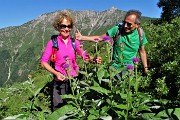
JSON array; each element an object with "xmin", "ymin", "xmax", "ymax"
[{"xmin": 41, "ymin": 35, "xmax": 88, "ymax": 77}]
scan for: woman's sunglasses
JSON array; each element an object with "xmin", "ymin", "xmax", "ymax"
[{"xmin": 59, "ymin": 24, "xmax": 73, "ymax": 29}]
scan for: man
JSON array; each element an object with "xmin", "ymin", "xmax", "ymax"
[{"xmin": 76, "ymin": 10, "xmax": 148, "ymax": 74}]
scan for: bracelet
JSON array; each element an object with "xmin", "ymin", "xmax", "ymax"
[{"xmin": 144, "ymin": 67, "xmax": 148, "ymax": 68}]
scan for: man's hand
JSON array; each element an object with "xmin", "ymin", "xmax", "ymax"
[
  {"xmin": 95, "ymin": 57, "xmax": 102, "ymax": 64},
  {"xmin": 88, "ymin": 56, "xmax": 102, "ymax": 64},
  {"xmin": 142, "ymin": 67, "xmax": 148, "ymax": 76},
  {"xmin": 144, "ymin": 67, "xmax": 148, "ymax": 74},
  {"xmin": 75, "ymin": 28, "xmax": 82, "ymax": 40},
  {"xmin": 75, "ymin": 28, "xmax": 105, "ymax": 42}
]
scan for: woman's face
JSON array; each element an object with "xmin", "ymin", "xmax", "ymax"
[{"xmin": 59, "ymin": 18, "xmax": 73, "ymax": 38}]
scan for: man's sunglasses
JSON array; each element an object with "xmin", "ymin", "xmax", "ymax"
[
  {"xmin": 122, "ymin": 20, "xmax": 133, "ymax": 28},
  {"xmin": 59, "ymin": 24, "xmax": 73, "ymax": 29}
]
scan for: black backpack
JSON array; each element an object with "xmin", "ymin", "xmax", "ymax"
[{"xmin": 50, "ymin": 35, "xmax": 76, "ymax": 69}]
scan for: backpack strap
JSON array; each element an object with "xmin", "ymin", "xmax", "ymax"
[
  {"xmin": 111, "ymin": 22, "xmax": 124, "ymax": 61},
  {"xmin": 50, "ymin": 35, "xmax": 59, "ymax": 69},
  {"xmin": 51, "ymin": 35, "xmax": 59, "ymax": 49},
  {"xmin": 70, "ymin": 37, "xmax": 76, "ymax": 54},
  {"xmin": 137, "ymin": 27, "xmax": 143, "ymax": 50},
  {"xmin": 113, "ymin": 22, "xmax": 124, "ymax": 43}
]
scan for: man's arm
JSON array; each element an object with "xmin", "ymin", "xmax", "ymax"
[
  {"xmin": 139, "ymin": 46, "xmax": 148, "ymax": 73},
  {"xmin": 75, "ymin": 30, "xmax": 107, "ymax": 42}
]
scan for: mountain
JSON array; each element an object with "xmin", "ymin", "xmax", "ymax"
[{"xmin": 0, "ymin": 7, "xmax": 152, "ymax": 87}]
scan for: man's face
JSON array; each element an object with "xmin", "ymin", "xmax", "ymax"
[{"xmin": 123, "ymin": 14, "xmax": 138, "ymax": 33}]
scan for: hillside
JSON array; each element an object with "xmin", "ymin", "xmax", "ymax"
[{"xmin": 0, "ymin": 7, "xmax": 153, "ymax": 86}]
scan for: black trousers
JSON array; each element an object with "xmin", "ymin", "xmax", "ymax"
[{"xmin": 51, "ymin": 80, "xmax": 72, "ymax": 112}]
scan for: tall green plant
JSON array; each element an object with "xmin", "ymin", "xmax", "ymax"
[{"xmin": 46, "ymin": 41, "xmax": 154, "ymax": 119}]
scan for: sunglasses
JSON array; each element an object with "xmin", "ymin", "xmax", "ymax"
[
  {"xmin": 122, "ymin": 20, "xmax": 133, "ymax": 28},
  {"xmin": 59, "ymin": 24, "xmax": 73, "ymax": 29}
]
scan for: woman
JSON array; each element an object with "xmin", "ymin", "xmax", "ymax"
[{"xmin": 41, "ymin": 11, "xmax": 101, "ymax": 111}]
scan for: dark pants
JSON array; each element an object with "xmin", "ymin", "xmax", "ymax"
[{"xmin": 51, "ymin": 80, "xmax": 72, "ymax": 112}]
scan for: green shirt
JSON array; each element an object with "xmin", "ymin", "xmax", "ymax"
[{"xmin": 107, "ymin": 26, "xmax": 148, "ymax": 69}]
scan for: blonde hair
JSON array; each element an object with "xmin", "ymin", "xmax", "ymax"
[{"xmin": 53, "ymin": 11, "xmax": 75, "ymax": 31}]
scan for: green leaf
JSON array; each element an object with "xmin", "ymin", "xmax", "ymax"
[
  {"xmin": 111, "ymin": 101, "xmax": 127, "ymax": 109},
  {"xmin": 93, "ymin": 80, "xmax": 100, "ymax": 87},
  {"xmin": 115, "ymin": 104, "xmax": 128, "ymax": 109},
  {"xmin": 89, "ymin": 109, "xmax": 100, "ymax": 116},
  {"xmin": 137, "ymin": 105, "xmax": 151, "ymax": 112},
  {"xmin": 120, "ymin": 93, "xmax": 127, "ymax": 99},
  {"xmin": 97, "ymin": 68, "xmax": 105, "ymax": 81},
  {"xmin": 101, "ymin": 79, "xmax": 110, "ymax": 83},
  {"xmin": 76, "ymin": 91, "xmax": 87, "ymax": 98},
  {"xmin": 90, "ymin": 86, "xmax": 110, "ymax": 95},
  {"xmin": 141, "ymin": 113, "xmax": 161, "ymax": 119},
  {"xmin": 88, "ymin": 114, "xmax": 97, "ymax": 120},
  {"xmin": 3, "ymin": 114, "xmax": 25, "ymax": 119},
  {"xmin": 46, "ymin": 104, "xmax": 77, "ymax": 120},
  {"xmin": 61, "ymin": 94, "xmax": 76, "ymax": 99},
  {"xmin": 34, "ymin": 88, "xmax": 41, "ymax": 97},
  {"xmin": 156, "ymin": 108, "xmax": 180, "ymax": 119},
  {"xmin": 79, "ymin": 81, "xmax": 90, "ymax": 87},
  {"xmin": 114, "ymin": 109, "xmax": 125, "ymax": 116},
  {"xmin": 100, "ymin": 106, "xmax": 109, "ymax": 115},
  {"xmin": 78, "ymin": 70, "xmax": 88, "ymax": 75}
]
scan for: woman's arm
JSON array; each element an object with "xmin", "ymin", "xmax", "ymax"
[
  {"xmin": 41, "ymin": 62, "xmax": 66, "ymax": 81},
  {"xmin": 41, "ymin": 40, "xmax": 66, "ymax": 81}
]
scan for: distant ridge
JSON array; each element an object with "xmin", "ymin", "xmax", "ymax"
[{"xmin": 0, "ymin": 8, "xmax": 153, "ymax": 86}]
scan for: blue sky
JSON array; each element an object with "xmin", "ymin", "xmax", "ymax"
[{"xmin": 0, "ymin": 0, "xmax": 162, "ymax": 29}]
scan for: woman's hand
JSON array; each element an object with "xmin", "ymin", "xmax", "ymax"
[
  {"xmin": 84, "ymin": 54, "xmax": 90, "ymax": 61},
  {"xmin": 55, "ymin": 72, "xmax": 66, "ymax": 81}
]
